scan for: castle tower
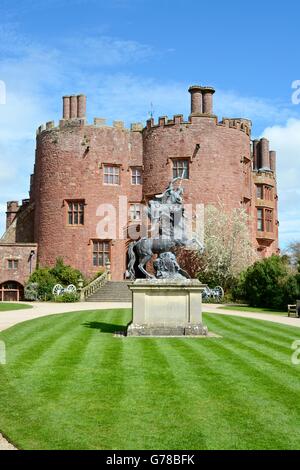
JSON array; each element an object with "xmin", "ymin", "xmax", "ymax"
[{"xmin": 1, "ymin": 83, "xmax": 278, "ymax": 283}]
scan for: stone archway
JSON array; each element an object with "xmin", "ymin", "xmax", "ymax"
[{"xmin": 0, "ymin": 281, "xmax": 24, "ymax": 302}]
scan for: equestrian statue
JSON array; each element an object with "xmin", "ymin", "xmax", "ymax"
[{"xmin": 126, "ymin": 176, "xmax": 204, "ymax": 280}]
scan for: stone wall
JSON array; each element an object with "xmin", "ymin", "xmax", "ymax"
[{"xmin": 0, "ymin": 243, "xmax": 37, "ymax": 286}]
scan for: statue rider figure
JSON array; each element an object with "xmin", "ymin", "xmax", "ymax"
[
  {"xmin": 126, "ymin": 174, "xmax": 204, "ymax": 280},
  {"xmin": 147, "ymin": 177, "xmax": 185, "ymax": 238}
]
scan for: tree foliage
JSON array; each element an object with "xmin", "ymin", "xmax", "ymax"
[
  {"xmin": 233, "ymin": 255, "xmax": 300, "ymax": 309},
  {"xmin": 25, "ymin": 258, "xmax": 84, "ymax": 301}
]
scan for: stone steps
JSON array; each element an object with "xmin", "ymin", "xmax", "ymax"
[{"xmin": 86, "ymin": 281, "xmax": 133, "ymax": 302}]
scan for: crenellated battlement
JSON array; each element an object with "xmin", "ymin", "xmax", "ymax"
[
  {"xmin": 36, "ymin": 113, "xmax": 252, "ymax": 137},
  {"xmin": 36, "ymin": 87, "xmax": 254, "ymax": 138},
  {"xmin": 36, "ymin": 118, "xmax": 144, "ymax": 135},
  {"xmin": 218, "ymin": 117, "xmax": 252, "ymax": 136},
  {"xmin": 143, "ymin": 113, "xmax": 251, "ymax": 136},
  {"xmin": 145, "ymin": 114, "xmax": 186, "ymax": 130}
]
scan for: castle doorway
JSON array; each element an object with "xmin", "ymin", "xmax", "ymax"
[{"xmin": 0, "ymin": 281, "xmax": 24, "ymax": 302}]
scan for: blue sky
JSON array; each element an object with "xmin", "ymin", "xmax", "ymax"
[{"xmin": 0, "ymin": 0, "xmax": 299, "ymax": 248}]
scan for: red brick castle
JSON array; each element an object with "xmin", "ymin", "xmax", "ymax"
[{"xmin": 0, "ymin": 85, "xmax": 279, "ymax": 300}]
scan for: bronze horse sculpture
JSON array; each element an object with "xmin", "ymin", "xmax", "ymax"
[
  {"xmin": 127, "ymin": 235, "xmax": 204, "ymax": 279},
  {"xmin": 126, "ymin": 177, "xmax": 204, "ymax": 280}
]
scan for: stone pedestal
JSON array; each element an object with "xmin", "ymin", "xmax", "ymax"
[{"xmin": 127, "ymin": 279, "xmax": 208, "ymax": 336}]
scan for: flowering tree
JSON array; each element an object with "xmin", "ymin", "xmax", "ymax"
[
  {"xmin": 284, "ymin": 242, "xmax": 300, "ymax": 269},
  {"xmin": 176, "ymin": 204, "xmax": 256, "ymax": 289}
]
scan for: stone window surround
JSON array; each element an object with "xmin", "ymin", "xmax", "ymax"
[
  {"xmin": 170, "ymin": 157, "xmax": 190, "ymax": 180},
  {"xmin": 130, "ymin": 166, "xmax": 143, "ymax": 185},
  {"xmin": 103, "ymin": 164, "xmax": 121, "ymax": 186},
  {"xmin": 173, "ymin": 158, "xmax": 190, "ymax": 180},
  {"xmin": 257, "ymin": 207, "xmax": 274, "ymax": 233},
  {"xmin": 91, "ymin": 239, "xmax": 111, "ymax": 267},
  {"xmin": 7, "ymin": 259, "xmax": 19, "ymax": 270},
  {"xmin": 129, "ymin": 203, "xmax": 142, "ymax": 221},
  {"xmin": 256, "ymin": 183, "xmax": 273, "ymax": 201},
  {"xmin": 65, "ymin": 200, "xmax": 85, "ymax": 226}
]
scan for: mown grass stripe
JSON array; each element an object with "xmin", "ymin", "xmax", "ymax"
[
  {"xmin": 171, "ymin": 339, "xmax": 289, "ymax": 449},
  {"xmin": 110, "ymin": 337, "xmax": 208, "ymax": 450},
  {"xmin": 204, "ymin": 314, "xmax": 300, "ymax": 388},
  {"xmin": 169, "ymin": 338, "xmax": 287, "ymax": 449},
  {"xmin": 204, "ymin": 312, "xmax": 300, "ymax": 343},
  {"xmin": 207, "ymin": 328, "xmax": 300, "ymax": 401},
  {"xmin": 2, "ymin": 309, "xmax": 300, "ymax": 449},
  {"xmin": 37, "ymin": 309, "xmax": 129, "ymax": 450},
  {"xmin": 5, "ymin": 313, "xmax": 88, "ymax": 365},
  {"xmin": 0, "ymin": 309, "xmax": 130, "ymax": 450},
  {"xmin": 183, "ymin": 335, "xmax": 300, "ymax": 449},
  {"xmin": 206, "ymin": 314, "xmax": 296, "ymax": 361}
]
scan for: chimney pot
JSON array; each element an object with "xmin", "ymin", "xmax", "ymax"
[
  {"xmin": 269, "ymin": 150, "xmax": 276, "ymax": 173},
  {"xmin": 188, "ymin": 85, "xmax": 203, "ymax": 115},
  {"xmin": 77, "ymin": 94, "xmax": 86, "ymax": 119},
  {"xmin": 260, "ymin": 138, "xmax": 270, "ymax": 170},
  {"xmin": 70, "ymin": 95, "xmax": 78, "ymax": 119},
  {"xmin": 63, "ymin": 96, "xmax": 70, "ymax": 119},
  {"xmin": 202, "ymin": 87, "xmax": 215, "ymax": 114}
]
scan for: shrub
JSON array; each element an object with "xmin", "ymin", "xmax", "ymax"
[
  {"xmin": 231, "ymin": 272, "xmax": 247, "ymax": 302},
  {"xmin": 51, "ymin": 257, "xmax": 83, "ymax": 287},
  {"xmin": 91, "ymin": 268, "xmax": 106, "ymax": 281},
  {"xmin": 280, "ymin": 274, "xmax": 300, "ymax": 308},
  {"xmin": 26, "ymin": 258, "xmax": 84, "ymax": 301},
  {"xmin": 28, "ymin": 268, "xmax": 58, "ymax": 301},
  {"xmin": 54, "ymin": 292, "xmax": 80, "ymax": 303},
  {"xmin": 237, "ymin": 255, "xmax": 300, "ymax": 310},
  {"xmin": 24, "ymin": 282, "xmax": 39, "ymax": 301}
]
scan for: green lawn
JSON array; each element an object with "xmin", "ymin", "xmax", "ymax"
[
  {"xmin": 1, "ymin": 308, "xmax": 300, "ymax": 450},
  {"xmin": 220, "ymin": 305, "xmax": 286, "ymax": 315},
  {"xmin": 0, "ymin": 302, "xmax": 33, "ymax": 311}
]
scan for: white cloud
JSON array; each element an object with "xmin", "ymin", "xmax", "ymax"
[
  {"xmin": 262, "ymin": 119, "xmax": 300, "ymax": 248},
  {"xmin": 215, "ymin": 89, "xmax": 297, "ymax": 126},
  {"xmin": 63, "ymin": 36, "xmax": 154, "ymax": 67}
]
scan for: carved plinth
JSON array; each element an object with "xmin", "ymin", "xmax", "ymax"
[{"xmin": 127, "ymin": 279, "xmax": 208, "ymax": 337}]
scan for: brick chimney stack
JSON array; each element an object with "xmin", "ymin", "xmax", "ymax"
[
  {"xmin": 70, "ymin": 95, "xmax": 78, "ymax": 118},
  {"xmin": 189, "ymin": 85, "xmax": 215, "ymax": 116},
  {"xmin": 202, "ymin": 87, "xmax": 215, "ymax": 114},
  {"xmin": 77, "ymin": 95, "xmax": 86, "ymax": 118},
  {"xmin": 189, "ymin": 85, "xmax": 203, "ymax": 115},
  {"xmin": 62, "ymin": 94, "xmax": 86, "ymax": 120},
  {"xmin": 253, "ymin": 139, "xmax": 260, "ymax": 169},
  {"xmin": 260, "ymin": 138, "xmax": 270, "ymax": 170},
  {"xmin": 269, "ymin": 150, "xmax": 276, "ymax": 173},
  {"xmin": 63, "ymin": 96, "xmax": 70, "ymax": 119}
]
